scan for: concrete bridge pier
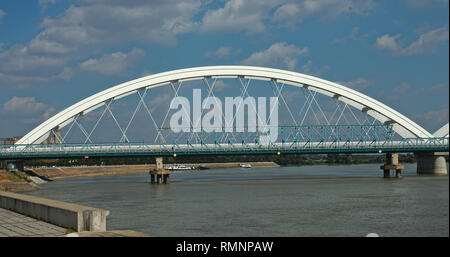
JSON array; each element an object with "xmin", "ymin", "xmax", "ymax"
[
  {"xmin": 380, "ymin": 153, "xmax": 404, "ymax": 178},
  {"xmin": 149, "ymin": 157, "xmax": 170, "ymax": 184},
  {"xmin": 151, "ymin": 172, "xmax": 170, "ymax": 184},
  {"xmin": 163, "ymin": 174, "xmax": 170, "ymax": 184},
  {"xmin": 415, "ymin": 152, "xmax": 448, "ymax": 175},
  {"xmin": 150, "ymin": 174, "xmax": 155, "ymax": 184},
  {"xmin": 157, "ymin": 174, "xmax": 162, "ymax": 184}
]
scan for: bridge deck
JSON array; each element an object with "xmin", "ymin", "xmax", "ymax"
[{"xmin": 1, "ymin": 138, "xmax": 448, "ymax": 159}]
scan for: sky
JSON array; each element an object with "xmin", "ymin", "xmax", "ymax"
[{"xmin": 0, "ymin": 0, "xmax": 448, "ymax": 141}]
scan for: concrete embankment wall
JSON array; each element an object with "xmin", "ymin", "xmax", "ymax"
[{"xmin": 0, "ymin": 191, "xmax": 109, "ymax": 232}]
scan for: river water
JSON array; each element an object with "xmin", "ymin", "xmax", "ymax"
[{"xmin": 24, "ymin": 163, "xmax": 448, "ymax": 237}]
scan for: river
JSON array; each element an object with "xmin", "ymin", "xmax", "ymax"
[{"xmin": 23, "ymin": 163, "xmax": 449, "ymax": 237}]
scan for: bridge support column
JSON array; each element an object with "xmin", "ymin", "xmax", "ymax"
[
  {"xmin": 150, "ymin": 174, "xmax": 155, "ymax": 184},
  {"xmin": 395, "ymin": 169, "xmax": 402, "ymax": 179},
  {"xmin": 415, "ymin": 152, "xmax": 448, "ymax": 175},
  {"xmin": 157, "ymin": 174, "xmax": 162, "ymax": 184},
  {"xmin": 149, "ymin": 157, "xmax": 170, "ymax": 184},
  {"xmin": 380, "ymin": 153, "xmax": 404, "ymax": 178},
  {"xmin": 163, "ymin": 174, "xmax": 170, "ymax": 184}
]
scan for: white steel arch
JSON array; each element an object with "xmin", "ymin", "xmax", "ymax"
[
  {"xmin": 16, "ymin": 66, "xmax": 433, "ymax": 145},
  {"xmin": 434, "ymin": 123, "xmax": 449, "ymax": 138}
]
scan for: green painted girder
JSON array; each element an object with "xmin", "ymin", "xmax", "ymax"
[
  {"xmin": 1, "ymin": 145, "xmax": 448, "ymax": 160},
  {"xmin": 1, "ymin": 125, "xmax": 448, "ymax": 159}
]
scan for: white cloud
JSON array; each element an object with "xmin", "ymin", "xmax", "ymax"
[
  {"xmin": 0, "ymin": 45, "xmax": 66, "ymax": 76},
  {"xmin": 79, "ymin": 48, "xmax": 145, "ymax": 76},
  {"xmin": 213, "ymin": 80, "xmax": 231, "ymax": 92},
  {"xmin": 200, "ymin": 0, "xmax": 374, "ymax": 33},
  {"xmin": 0, "ymin": 0, "xmax": 377, "ymax": 90},
  {"xmin": 431, "ymin": 83, "xmax": 448, "ymax": 92},
  {"xmin": 403, "ymin": 26, "xmax": 449, "ymax": 55},
  {"xmin": 38, "ymin": 0, "xmax": 57, "ymax": 12},
  {"xmin": 332, "ymin": 27, "xmax": 368, "ymax": 44},
  {"xmin": 282, "ymin": 89, "xmax": 303, "ymax": 103},
  {"xmin": 205, "ymin": 46, "xmax": 242, "ymax": 59},
  {"xmin": 149, "ymin": 93, "xmax": 171, "ymax": 113},
  {"xmin": 403, "ymin": 0, "xmax": 448, "ymax": 8},
  {"xmin": 302, "ymin": 0, "xmax": 374, "ymax": 16},
  {"xmin": 140, "ymin": 70, "xmax": 153, "ymax": 77},
  {"xmin": 58, "ymin": 67, "xmax": 73, "ymax": 81},
  {"xmin": 299, "ymin": 60, "xmax": 330, "ymax": 76},
  {"xmin": 0, "ymin": 1, "xmax": 203, "ymax": 89},
  {"xmin": 205, "ymin": 46, "xmax": 233, "ymax": 59},
  {"xmin": 412, "ymin": 104, "xmax": 449, "ymax": 132},
  {"xmin": 338, "ymin": 77, "xmax": 372, "ymax": 91},
  {"xmin": 0, "ymin": 66, "xmax": 72, "ymax": 89},
  {"xmin": 0, "ymin": 44, "xmax": 71, "ymax": 88},
  {"xmin": 200, "ymin": 0, "xmax": 279, "ymax": 34},
  {"xmin": 1, "ymin": 96, "xmax": 46, "ymax": 114},
  {"xmin": 0, "ymin": 0, "xmax": 203, "ymax": 90},
  {"xmin": 375, "ymin": 34, "xmax": 401, "ymax": 53},
  {"xmin": 241, "ymin": 42, "xmax": 308, "ymax": 70},
  {"xmin": 375, "ymin": 25, "xmax": 449, "ymax": 56},
  {"xmin": 392, "ymin": 82, "xmax": 412, "ymax": 94},
  {"xmin": 0, "ymin": 73, "xmax": 46, "ymax": 89},
  {"xmin": 384, "ymin": 82, "xmax": 412, "ymax": 101},
  {"xmin": 272, "ymin": 3, "xmax": 301, "ymax": 23},
  {"xmin": 0, "ymin": 96, "xmax": 55, "ymax": 123},
  {"xmin": 272, "ymin": 0, "xmax": 373, "ymax": 26},
  {"xmin": 0, "ymin": 9, "xmax": 5, "ymax": 23},
  {"xmin": 33, "ymin": 0, "xmax": 201, "ymax": 53}
]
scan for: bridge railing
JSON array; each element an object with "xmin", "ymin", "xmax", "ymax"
[
  {"xmin": 1, "ymin": 125, "xmax": 448, "ymax": 158},
  {"xmin": 0, "ymin": 137, "xmax": 448, "ymax": 158}
]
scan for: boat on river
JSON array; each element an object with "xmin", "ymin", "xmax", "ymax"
[
  {"xmin": 239, "ymin": 163, "xmax": 252, "ymax": 168},
  {"xmin": 165, "ymin": 164, "xmax": 193, "ymax": 170}
]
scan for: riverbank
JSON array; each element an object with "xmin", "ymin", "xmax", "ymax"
[
  {"xmin": 0, "ymin": 170, "xmax": 41, "ymax": 192},
  {"xmin": 0, "ymin": 161, "xmax": 279, "ymax": 192},
  {"xmin": 30, "ymin": 161, "xmax": 279, "ymax": 179}
]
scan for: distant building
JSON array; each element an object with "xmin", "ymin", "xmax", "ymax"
[
  {"xmin": 3, "ymin": 129, "xmax": 61, "ymax": 145},
  {"xmin": 42, "ymin": 130, "xmax": 62, "ymax": 144},
  {"xmin": 3, "ymin": 136, "xmax": 22, "ymax": 145}
]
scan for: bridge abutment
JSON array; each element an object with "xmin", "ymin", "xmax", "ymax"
[
  {"xmin": 5, "ymin": 160, "xmax": 24, "ymax": 172},
  {"xmin": 415, "ymin": 152, "xmax": 448, "ymax": 175},
  {"xmin": 149, "ymin": 157, "xmax": 170, "ymax": 184},
  {"xmin": 380, "ymin": 153, "xmax": 404, "ymax": 178}
]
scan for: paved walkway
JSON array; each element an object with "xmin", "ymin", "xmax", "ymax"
[
  {"xmin": 66, "ymin": 230, "xmax": 152, "ymax": 237},
  {"xmin": 0, "ymin": 207, "xmax": 67, "ymax": 237}
]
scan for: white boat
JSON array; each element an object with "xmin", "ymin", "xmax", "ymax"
[
  {"xmin": 239, "ymin": 163, "xmax": 252, "ymax": 168},
  {"xmin": 165, "ymin": 164, "xmax": 193, "ymax": 170}
]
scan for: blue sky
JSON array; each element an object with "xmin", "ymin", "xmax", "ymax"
[{"xmin": 0, "ymin": 0, "xmax": 448, "ymax": 140}]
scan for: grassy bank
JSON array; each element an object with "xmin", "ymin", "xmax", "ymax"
[{"xmin": 0, "ymin": 170, "xmax": 40, "ymax": 192}]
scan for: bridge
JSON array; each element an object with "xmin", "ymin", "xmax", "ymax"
[{"xmin": 1, "ymin": 66, "xmax": 448, "ymax": 177}]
